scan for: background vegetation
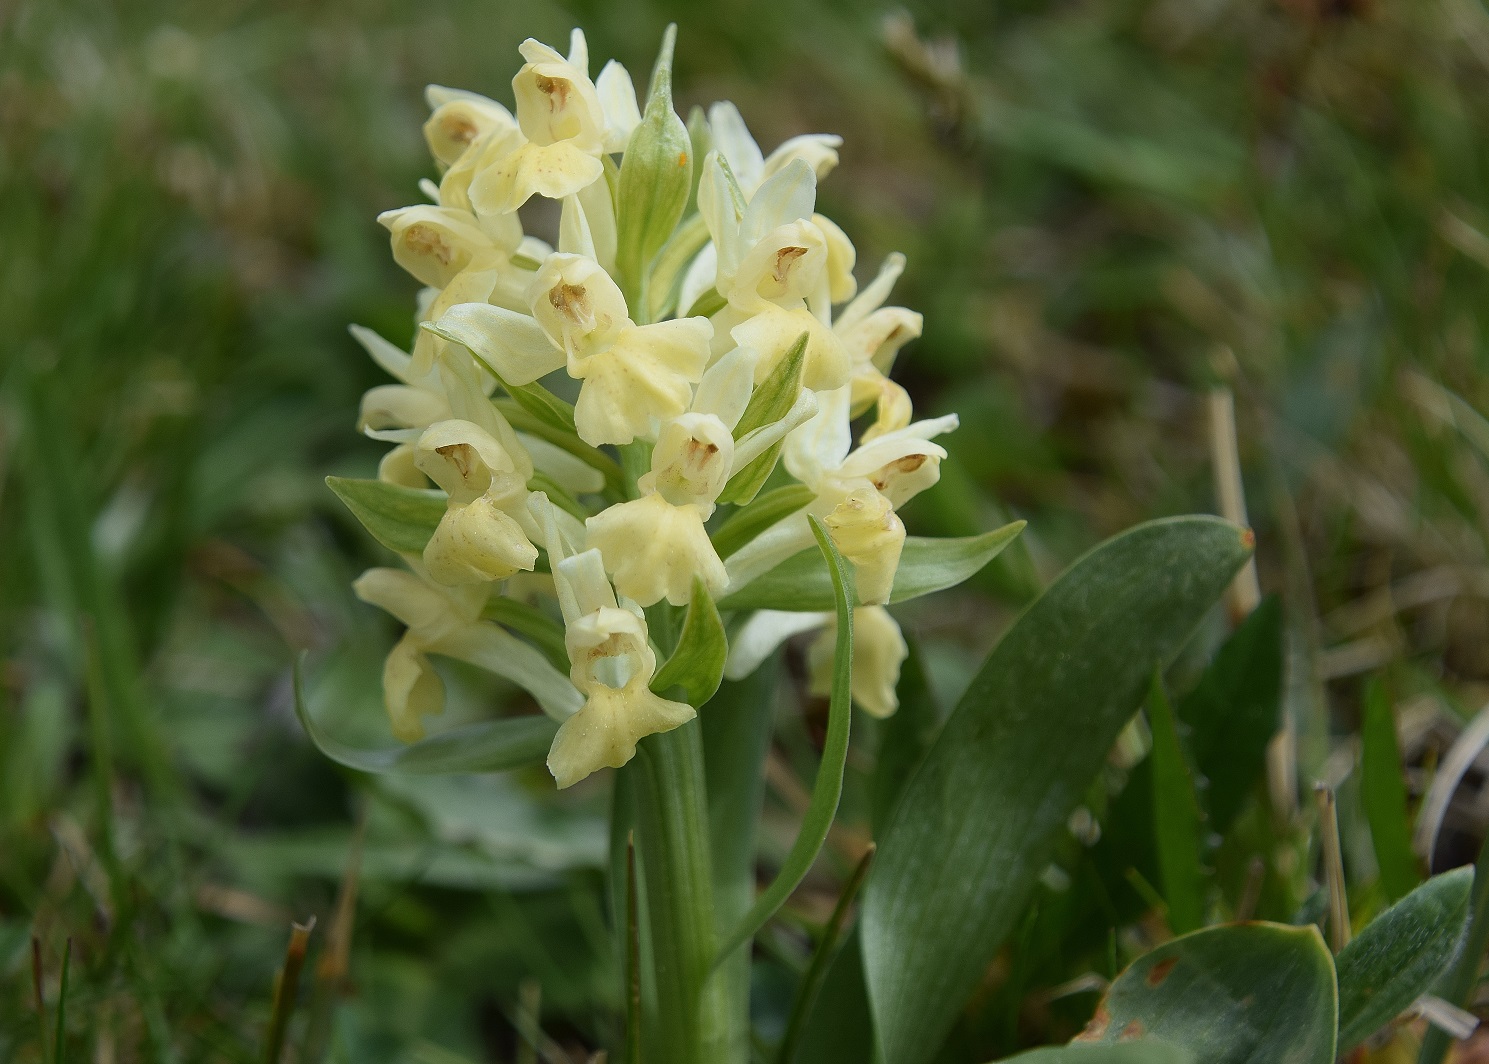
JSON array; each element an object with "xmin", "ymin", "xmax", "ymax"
[{"xmin": 6, "ymin": 0, "xmax": 1489, "ymax": 1058}]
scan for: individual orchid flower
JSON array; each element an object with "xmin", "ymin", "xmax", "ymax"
[
  {"xmin": 468, "ymin": 31, "xmax": 640, "ymax": 214},
  {"xmin": 413, "ymin": 418, "xmax": 539, "ymax": 586},
  {"xmin": 724, "ymin": 384, "xmax": 956, "ymax": 605},
  {"xmin": 353, "ymin": 565, "xmax": 582, "ymax": 742},
  {"xmin": 531, "ymin": 495, "xmax": 694, "ymax": 787},
  {"xmin": 583, "ymin": 347, "xmax": 815, "ymax": 605},
  {"xmin": 428, "ymin": 251, "xmax": 713, "ymax": 447},
  {"xmin": 688, "ymin": 155, "xmax": 850, "ymax": 392},
  {"xmin": 725, "ymin": 604, "xmax": 909, "ymax": 718},
  {"xmin": 353, "ymin": 321, "xmax": 602, "ymax": 497},
  {"xmin": 422, "ymin": 86, "xmax": 519, "ymax": 169}
]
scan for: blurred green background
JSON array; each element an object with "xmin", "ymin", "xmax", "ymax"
[{"xmin": 7, "ymin": 0, "xmax": 1489, "ymax": 1058}]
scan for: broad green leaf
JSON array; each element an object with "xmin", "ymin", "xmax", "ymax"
[
  {"xmin": 992, "ymin": 1044, "xmax": 1193, "ymax": 1064},
  {"xmin": 794, "ymin": 931, "xmax": 876, "ymax": 1064},
  {"xmin": 862, "ymin": 517, "xmax": 1254, "ymax": 1064},
  {"xmin": 1078, "ymin": 923, "xmax": 1336, "ymax": 1064},
  {"xmin": 615, "ymin": 26, "xmax": 691, "ymax": 313},
  {"xmin": 719, "ymin": 523, "xmax": 1026, "ymax": 612},
  {"xmin": 1336, "ymin": 866, "xmax": 1472, "ymax": 1052},
  {"xmin": 326, "ymin": 476, "xmax": 443, "ymax": 554},
  {"xmin": 719, "ymin": 332, "xmax": 809, "ymax": 506},
  {"xmin": 1361, "ymin": 679, "xmax": 1420, "ymax": 902},
  {"xmin": 1149, "ymin": 672, "xmax": 1206, "ymax": 934},
  {"xmin": 294, "ymin": 661, "xmax": 555, "ymax": 775},
  {"xmin": 1420, "ymin": 837, "xmax": 1489, "ymax": 1064},
  {"xmin": 711, "ymin": 483, "xmax": 816, "ymax": 560},
  {"xmin": 652, "ymin": 577, "xmax": 728, "ymax": 706},
  {"xmin": 714, "ymin": 515, "xmax": 854, "ymax": 964},
  {"xmin": 1177, "ymin": 595, "xmax": 1283, "ymax": 835}
]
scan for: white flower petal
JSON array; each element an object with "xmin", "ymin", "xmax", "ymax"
[{"xmin": 724, "ymin": 609, "xmax": 829, "ymax": 680}]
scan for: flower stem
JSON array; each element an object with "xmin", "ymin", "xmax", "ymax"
[{"xmin": 634, "ymin": 720, "xmax": 739, "ymax": 1064}]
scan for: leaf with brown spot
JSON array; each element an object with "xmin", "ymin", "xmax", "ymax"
[{"xmin": 1079, "ymin": 922, "xmax": 1336, "ymax": 1064}]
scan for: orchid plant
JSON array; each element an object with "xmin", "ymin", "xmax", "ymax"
[{"xmin": 305, "ymin": 26, "xmax": 1483, "ymax": 1064}]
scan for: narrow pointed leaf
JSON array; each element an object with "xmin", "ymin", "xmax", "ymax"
[
  {"xmin": 294, "ymin": 661, "xmax": 555, "ymax": 774},
  {"xmin": 326, "ymin": 476, "xmax": 443, "ymax": 554},
  {"xmin": 715, "ymin": 515, "xmax": 854, "ymax": 964},
  {"xmin": 652, "ymin": 576, "xmax": 728, "ymax": 705},
  {"xmin": 1361, "ymin": 679, "xmax": 1421, "ymax": 902},
  {"xmin": 1076, "ymin": 922, "xmax": 1336, "ymax": 1064},
  {"xmin": 1335, "ymin": 866, "xmax": 1472, "ymax": 1052},
  {"xmin": 862, "ymin": 517, "xmax": 1254, "ymax": 1064},
  {"xmin": 1149, "ymin": 672, "xmax": 1207, "ymax": 934},
  {"xmin": 720, "ymin": 522, "xmax": 1026, "ymax": 612}
]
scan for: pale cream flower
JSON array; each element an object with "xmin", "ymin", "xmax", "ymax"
[
  {"xmin": 533, "ymin": 516, "xmax": 694, "ymax": 788},
  {"xmin": 468, "ymin": 31, "xmax": 639, "ymax": 213},
  {"xmin": 422, "ymin": 86, "xmax": 517, "ymax": 168},
  {"xmin": 548, "ymin": 603, "xmax": 694, "ymax": 787},
  {"xmin": 586, "ymin": 493, "xmax": 726, "ymax": 607},
  {"xmin": 582, "ymin": 350, "xmax": 816, "ymax": 606},
  {"xmin": 724, "ymin": 385, "xmax": 956, "ymax": 603}
]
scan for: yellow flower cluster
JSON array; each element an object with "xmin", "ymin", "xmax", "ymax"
[{"xmin": 349, "ymin": 29, "xmax": 956, "ymax": 786}]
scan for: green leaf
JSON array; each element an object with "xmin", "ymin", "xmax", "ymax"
[
  {"xmin": 652, "ymin": 577, "xmax": 728, "ymax": 706},
  {"xmin": 1077, "ymin": 923, "xmax": 1336, "ymax": 1064},
  {"xmin": 1361, "ymin": 679, "xmax": 1421, "ymax": 902},
  {"xmin": 326, "ymin": 476, "xmax": 443, "ymax": 554},
  {"xmin": 861, "ymin": 516, "xmax": 1254, "ymax": 1064},
  {"xmin": 991, "ymin": 1044, "xmax": 1194, "ymax": 1064},
  {"xmin": 294, "ymin": 659, "xmax": 555, "ymax": 774},
  {"xmin": 1149, "ymin": 671, "xmax": 1207, "ymax": 934},
  {"xmin": 1335, "ymin": 866, "xmax": 1472, "ymax": 1052},
  {"xmin": 714, "ymin": 515, "xmax": 854, "ymax": 965},
  {"xmin": 1176, "ymin": 595, "xmax": 1283, "ymax": 835},
  {"xmin": 711, "ymin": 483, "xmax": 816, "ymax": 560},
  {"xmin": 1420, "ymin": 836, "xmax": 1489, "ymax": 1064},
  {"xmin": 616, "ymin": 25, "xmax": 692, "ymax": 314},
  {"xmin": 719, "ymin": 332, "xmax": 809, "ymax": 506},
  {"xmin": 719, "ymin": 523, "xmax": 1026, "ymax": 612}
]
